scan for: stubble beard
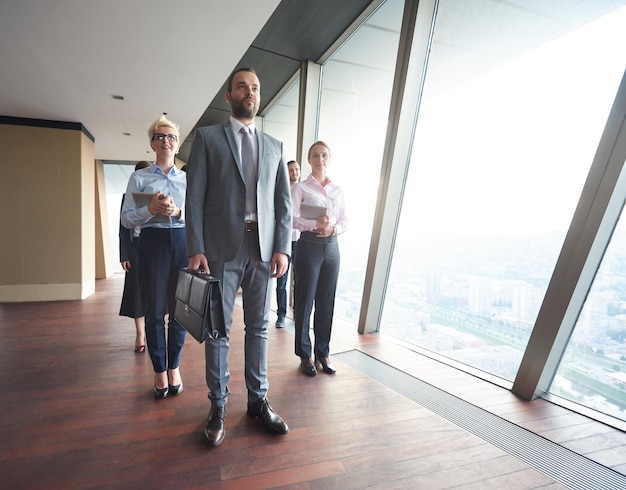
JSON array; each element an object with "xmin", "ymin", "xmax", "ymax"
[{"xmin": 232, "ymin": 100, "xmax": 258, "ymax": 120}]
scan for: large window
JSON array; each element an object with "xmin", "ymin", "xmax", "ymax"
[
  {"xmin": 383, "ymin": 0, "xmax": 626, "ymax": 405},
  {"xmin": 316, "ymin": 0, "xmax": 405, "ymax": 323},
  {"xmin": 262, "ymin": 79, "xmax": 299, "ymax": 165}
]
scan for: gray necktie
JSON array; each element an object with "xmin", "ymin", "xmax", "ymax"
[{"xmin": 240, "ymin": 127, "xmax": 257, "ymax": 214}]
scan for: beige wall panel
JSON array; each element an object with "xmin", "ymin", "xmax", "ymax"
[
  {"xmin": 23, "ymin": 129, "xmax": 81, "ymax": 283},
  {"xmin": 81, "ymin": 132, "xmax": 96, "ymax": 296},
  {"xmin": 0, "ymin": 122, "xmax": 95, "ymax": 301},
  {"xmin": 94, "ymin": 159, "xmax": 112, "ymax": 279},
  {"xmin": 0, "ymin": 178, "xmax": 23, "ymax": 281}
]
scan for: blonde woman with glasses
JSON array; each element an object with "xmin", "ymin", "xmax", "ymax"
[{"xmin": 121, "ymin": 115, "xmax": 187, "ymax": 399}]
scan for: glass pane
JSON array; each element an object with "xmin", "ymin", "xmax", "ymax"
[
  {"xmin": 263, "ymin": 79, "xmax": 299, "ymax": 164},
  {"xmin": 316, "ymin": 0, "xmax": 405, "ymax": 323},
  {"xmin": 552, "ymin": 205, "xmax": 626, "ymax": 421},
  {"xmin": 383, "ymin": 1, "xmax": 626, "ymax": 383}
]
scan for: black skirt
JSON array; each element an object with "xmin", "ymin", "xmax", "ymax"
[{"xmin": 119, "ymin": 237, "xmax": 144, "ymax": 319}]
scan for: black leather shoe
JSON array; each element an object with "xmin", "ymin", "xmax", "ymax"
[
  {"xmin": 203, "ymin": 403, "xmax": 226, "ymax": 447},
  {"xmin": 169, "ymin": 383, "xmax": 183, "ymax": 395},
  {"xmin": 247, "ymin": 398, "xmax": 289, "ymax": 434},
  {"xmin": 300, "ymin": 357, "xmax": 317, "ymax": 376},
  {"xmin": 317, "ymin": 357, "xmax": 336, "ymax": 375},
  {"xmin": 153, "ymin": 386, "xmax": 170, "ymax": 399}
]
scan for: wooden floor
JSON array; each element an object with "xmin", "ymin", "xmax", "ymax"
[{"xmin": 1, "ymin": 275, "xmax": 625, "ymax": 489}]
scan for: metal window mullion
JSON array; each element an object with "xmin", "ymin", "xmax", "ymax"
[
  {"xmin": 296, "ymin": 61, "xmax": 322, "ymax": 180},
  {"xmin": 513, "ymin": 69, "xmax": 626, "ymax": 400}
]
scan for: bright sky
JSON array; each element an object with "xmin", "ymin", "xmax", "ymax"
[{"xmin": 335, "ymin": 6, "xmax": 626, "ymax": 240}]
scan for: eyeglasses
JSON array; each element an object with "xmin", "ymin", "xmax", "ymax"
[{"xmin": 152, "ymin": 133, "xmax": 178, "ymax": 142}]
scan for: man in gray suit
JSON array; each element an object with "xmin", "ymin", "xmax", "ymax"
[{"xmin": 186, "ymin": 68, "xmax": 292, "ymax": 447}]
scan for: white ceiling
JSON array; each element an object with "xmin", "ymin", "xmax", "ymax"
[{"xmin": 0, "ymin": 0, "xmax": 281, "ymax": 162}]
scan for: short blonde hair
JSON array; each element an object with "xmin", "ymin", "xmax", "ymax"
[{"xmin": 148, "ymin": 115, "xmax": 180, "ymax": 141}]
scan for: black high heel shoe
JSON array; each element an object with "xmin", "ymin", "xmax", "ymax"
[
  {"xmin": 300, "ymin": 357, "xmax": 317, "ymax": 376},
  {"xmin": 168, "ymin": 383, "xmax": 184, "ymax": 396},
  {"xmin": 317, "ymin": 357, "xmax": 336, "ymax": 375},
  {"xmin": 153, "ymin": 385, "xmax": 170, "ymax": 399}
]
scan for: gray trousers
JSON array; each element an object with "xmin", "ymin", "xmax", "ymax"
[{"xmin": 205, "ymin": 230, "xmax": 272, "ymax": 406}]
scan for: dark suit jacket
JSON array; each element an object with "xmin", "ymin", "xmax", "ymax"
[{"xmin": 185, "ymin": 123, "xmax": 292, "ymax": 263}]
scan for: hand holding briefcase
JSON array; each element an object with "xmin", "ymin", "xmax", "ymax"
[{"xmin": 174, "ymin": 268, "xmax": 226, "ymax": 342}]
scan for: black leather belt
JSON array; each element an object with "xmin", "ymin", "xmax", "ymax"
[{"xmin": 244, "ymin": 221, "xmax": 258, "ymax": 232}]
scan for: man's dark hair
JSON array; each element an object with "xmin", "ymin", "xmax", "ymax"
[{"xmin": 227, "ymin": 67, "xmax": 257, "ymax": 93}]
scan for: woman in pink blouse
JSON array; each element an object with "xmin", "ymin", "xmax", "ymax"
[{"xmin": 291, "ymin": 141, "xmax": 348, "ymax": 376}]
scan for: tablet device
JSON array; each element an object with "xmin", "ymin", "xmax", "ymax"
[
  {"xmin": 132, "ymin": 192, "xmax": 154, "ymax": 207},
  {"xmin": 132, "ymin": 192, "xmax": 170, "ymax": 223},
  {"xmin": 300, "ymin": 203, "xmax": 327, "ymax": 220}
]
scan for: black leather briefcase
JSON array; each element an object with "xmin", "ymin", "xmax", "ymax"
[{"xmin": 174, "ymin": 268, "xmax": 226, "ymax": 342}]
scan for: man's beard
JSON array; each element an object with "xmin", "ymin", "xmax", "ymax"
[{"xmin": 231, "ymin": 99, "xmax": 257, "ymax": 119}]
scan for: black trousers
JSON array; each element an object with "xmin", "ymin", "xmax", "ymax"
[
  {"xmin": 137, "ymin": 227, "xmax": 187, "ymax": 373},
  {"xmin": 293, "ymin": 232, "xmax": 340, "ymax": 360}
]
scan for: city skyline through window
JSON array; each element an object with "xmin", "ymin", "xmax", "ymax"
[{"xmin": 384, "ymin": 2, "xmax": 626, "ymax": 422}]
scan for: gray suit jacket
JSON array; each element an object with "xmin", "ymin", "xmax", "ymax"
[{"xmin": 185, "ymin": 123, "xmax": 292, "ymax": 263}]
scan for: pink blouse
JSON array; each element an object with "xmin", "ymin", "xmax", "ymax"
[{"xmin": 291, "ymin": 174, "xmax": 348, "ymax": 235}]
